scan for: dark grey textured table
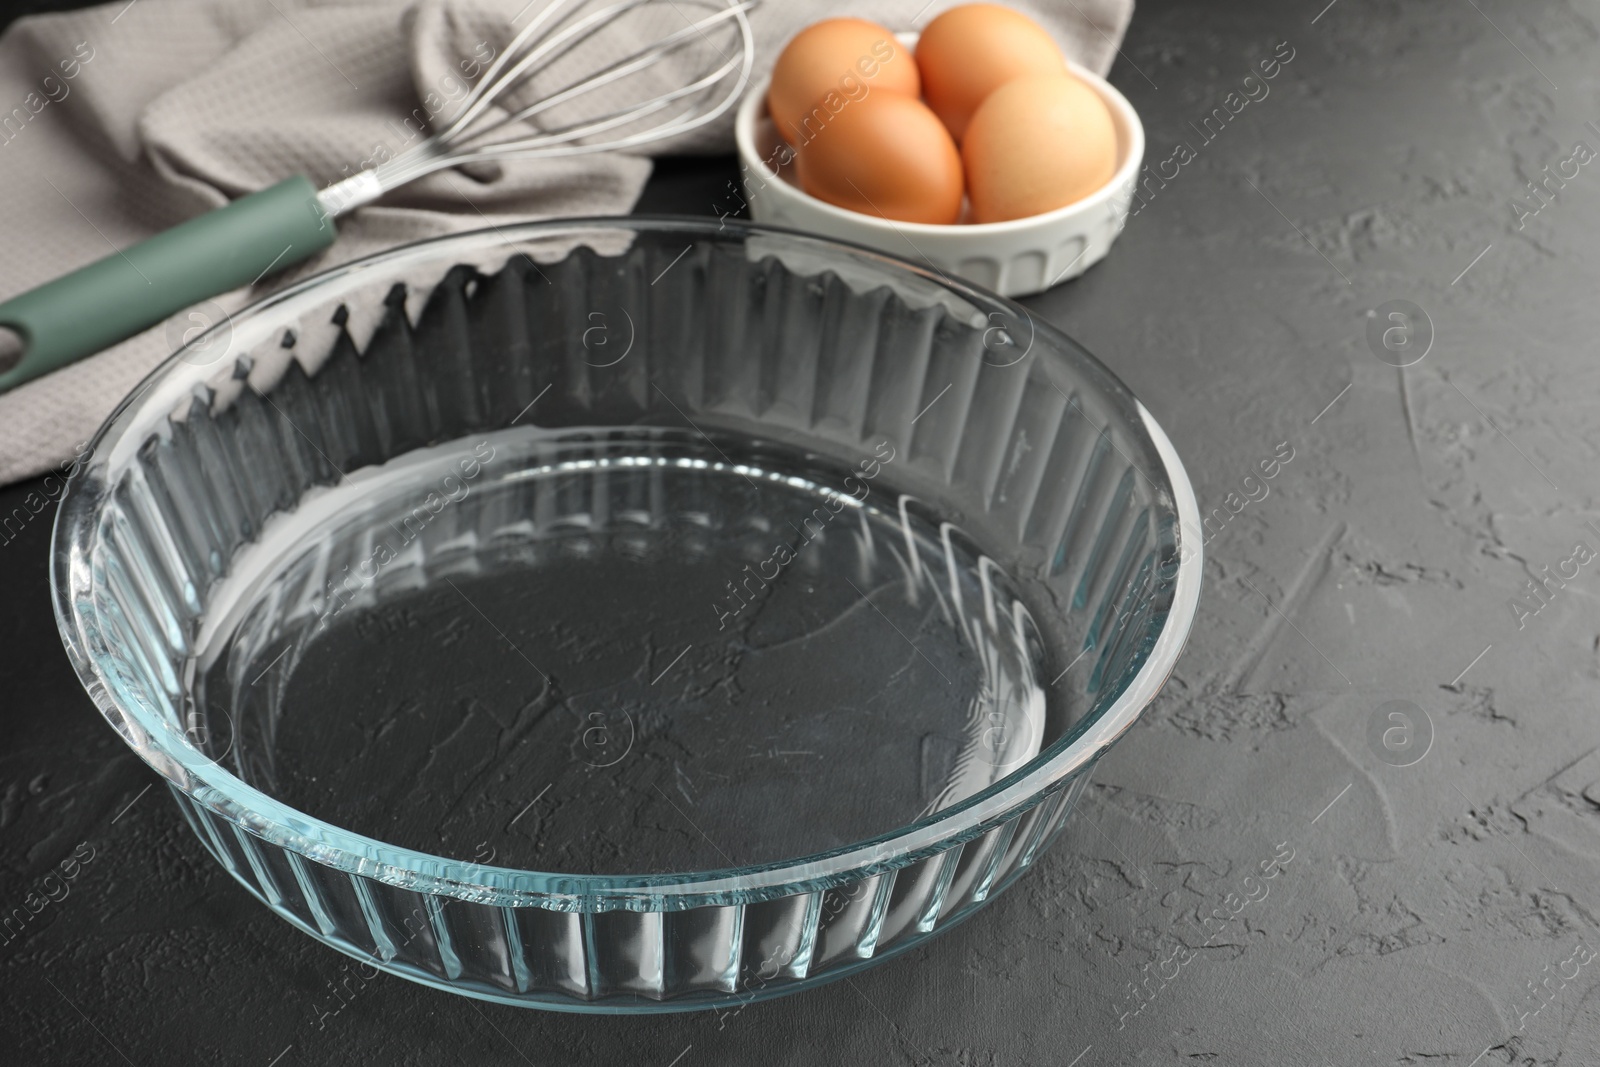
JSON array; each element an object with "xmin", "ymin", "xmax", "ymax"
[{"xmin": 5, "ymin": 0, "xmax": 1599, "ymax": 1063}]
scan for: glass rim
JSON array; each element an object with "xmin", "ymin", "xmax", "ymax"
[{"xmin": 51, "ymin": 216, "xmax": 1203, "ymax": 907}]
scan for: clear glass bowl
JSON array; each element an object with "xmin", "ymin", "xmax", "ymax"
[{"xmin": 52, "ymin": 218, "xmax": 1201, "ymax": 1012}]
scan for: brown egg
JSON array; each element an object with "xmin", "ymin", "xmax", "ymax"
[
  {"xmin": 767, "ymin": 18, "xmax": 920, "ymax": 146},
  {"xmin": 915, "ymin": 4, "xmax": 1065, "ymax": 142},
  {"xmin": 963, "ymin": 72, "xmax": 1118, "ymax": 223},
  {"xmin": 794, "ymin": 93, "xmax": 963, "ymax": 225}
]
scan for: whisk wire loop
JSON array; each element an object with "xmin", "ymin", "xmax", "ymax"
[{"xmin": 319, "ymin": 0, "xmax": 756, "ymax": 217}]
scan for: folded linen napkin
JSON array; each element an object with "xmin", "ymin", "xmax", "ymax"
[{"xmin": 0, "ymin": 0, "xmax": 1132, "ymax": 486}]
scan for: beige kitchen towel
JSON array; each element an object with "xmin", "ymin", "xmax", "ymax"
[{"xmin": 0, "ymin": 0, "xmax": 1133, "ymax": 486}]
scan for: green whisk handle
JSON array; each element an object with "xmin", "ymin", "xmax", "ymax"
[{"xmin": 0, "ymin": 175, "xmax": 335, "ymax": 394}]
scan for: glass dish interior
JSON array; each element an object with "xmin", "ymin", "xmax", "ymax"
[{"xmin": 54, "ymin": 219, "xmax": 1198, "ymax": 1007}]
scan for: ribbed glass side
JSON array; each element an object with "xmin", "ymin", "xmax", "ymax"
[
  {"xmin": 62, "ymin": 222, "xmax": 1190, "ymax": 1011},
  {"xmin": 172, "ymin": 766, "xmax": 1096, "ymax": 1008}
]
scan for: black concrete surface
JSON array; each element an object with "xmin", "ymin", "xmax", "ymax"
[{"xmin": 5, "ymin": 0, "xmax": 1600, "ymax": 1063}]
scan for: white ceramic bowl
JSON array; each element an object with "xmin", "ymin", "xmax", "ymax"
[{"xmin": 733, "ymin": 47, "xmax": 1145, "ymax": 298}]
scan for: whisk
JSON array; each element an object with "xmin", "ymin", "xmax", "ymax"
[{"xmin": 0, "ymin": 0, "xmax": 756, "ymax": 393}]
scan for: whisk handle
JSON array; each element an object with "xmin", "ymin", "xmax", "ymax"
[{"xmin": 0, "ymin": 175, "xmax": 335, "ymax": 394}]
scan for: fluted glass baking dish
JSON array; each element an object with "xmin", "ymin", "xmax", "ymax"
[{"xmin": 53, "ymin": 218, "xmax": 1200, "ymax": 1011}]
